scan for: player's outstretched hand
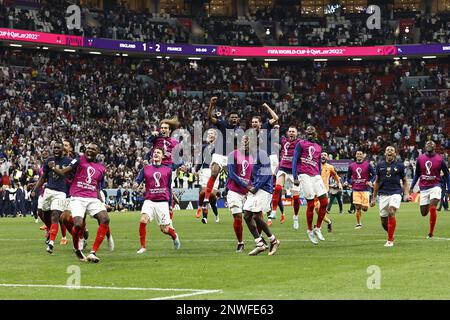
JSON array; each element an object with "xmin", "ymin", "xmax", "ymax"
[
  {"xmin": 210, "ymin": 96, "xmax": 218, "ymax": 105},
  {"xmin": 262, "ymin": 103, "xmax": 269, "ymax": 109},
  {"xmin": 370, "ymin": 199, "xmax": 376, "ymax": 207},
  {"xmin": 151, "ymin": 131, "xmax": 159, "ymax": 136}
]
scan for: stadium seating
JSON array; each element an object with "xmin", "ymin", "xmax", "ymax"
[
  {"xmin": 0, "ymin": 46, "xmax": 448, "ymax": 192},
  {"xmin": 0, "ymin": 1, "xmax": 449, "ymax": 195}
]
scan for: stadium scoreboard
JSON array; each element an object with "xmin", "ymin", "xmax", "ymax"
[{"xmin": 1, "ymin": 28, "xmax": 449, "ymax": 58}]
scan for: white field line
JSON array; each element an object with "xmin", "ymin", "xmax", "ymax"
[
  {"xmin": 148, "ymin": 290, "xmax": 222, "ymax": 300},
  {"xmin": 0, "ymin": 283, "xmax": 222, "ymax": 300}
]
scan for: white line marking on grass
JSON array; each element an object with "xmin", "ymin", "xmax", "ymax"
[
  {"xmin": 0, "ymin": 283, "xmax": 213, "ymax": 292},
  {"xmin": 0, "ymin": 283, "xmax": 222, "ymax": 300},
  {"xmin": 148, "ymin": 290, "xmax": 222, "ymax": 300},
  {"xmin": 426, "ymin": 237, "xmax": 450, "ymax": 241}
]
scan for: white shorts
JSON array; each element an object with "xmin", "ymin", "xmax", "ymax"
[
  {"xmin": 70, "ymin": 197, "xmax": 106, "ymax": 218},
  {"xmin": 211, "ymin": 153, "xmax": 227, "ymax": 170},
  {"xmin": 227, "ymin": 190, "xmax": 246, "ymax": 214},
  {"xmin": 243, "ymin": 189, "xmax": 272, "ymax": 213},
  {"xmin": 41, "ymin": 188, "xmax": 67, "ymax": 212},
  {"xmin": 269, "ymin": 154, "xmax": 279, "ymax": 175},
  {"xmin": 99, "ymin": 190, "xmax": 106, "ymax": 203},
  {"xmin": 63, "ymin": 198, "xmax": 71, "ymax": 211},
  {"xmin": 199, "ymin": 168, "xmax": 219, "ymax": 189},
  {"xmin": 299, "ymin": 174, "xmax": 327, "ymax": 200},
  {"xmin": 419, "ymin": 186, "xmax": 442, "ymax": 206},
  {"xmin": 37, "ymin": 194, "xmax": 45, "ymax": 211},
  {"xmin": 171, "ymin": 171, "xmax": 176, "ymax": 188},
  {"xmin": 379, "ymin": 194, "xmax": 402, "ymax": 217},
  {"xmin": 141, "ymin": 200, "xmax": 171, "ymax": 226},
  {"xmin": 276, "ymin": 169, "xmax": 301, "ymax": 193}
]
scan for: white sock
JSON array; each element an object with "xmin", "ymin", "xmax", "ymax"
[
  {"xmin": 254, "ymin": 237, "xmax": 262, "ymax": 244},
  {"xmin": 293, "ymin": 215, "xmax": 298, "ymax": 221},
  {"xmin": 269, "ymin": 235, "xmax": 276, "ymax": 242}
]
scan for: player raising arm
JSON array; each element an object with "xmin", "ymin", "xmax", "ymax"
[
  {"xmin": 203, "ymin": 96, "xmax": 244, "ymax": 215},
  {"xmin": 250, "ymin": 102, "xmax": 279, "ymax": 177},
  {"xmin": 146, "ymin": 117, "xmax": 181, "ymax": 166},
  {"xmin": 195, "ymin": 128, "xmax": 220, "ymax": 224}
]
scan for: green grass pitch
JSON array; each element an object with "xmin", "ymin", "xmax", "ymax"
[{"xmin": 0, "ymin": 203, "xmax": 449, "ymax": 300}]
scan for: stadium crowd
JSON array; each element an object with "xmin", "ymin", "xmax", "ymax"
[
  {"xmin": 0, "ymin": 0, "xmax": 449, "ymax": 46},
  {"xmin": 0, "ymin": 46, "xmax": 449, "ymax": 216}
]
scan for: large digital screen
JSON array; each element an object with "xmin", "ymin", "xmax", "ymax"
[
  {"xmin": 1, "ymin": 28, "xmax": 449, "ymax": 59},
  {"xmin": 216, "ymin": 45, "xmax": 397, "ymax": 57},
  {"xmin": 396, "ymin": 44, "xmax": 450, "ymax": 55},
  {"xmin": 85, "ymin": 38, "xmax": 217, "ymax": 55}
]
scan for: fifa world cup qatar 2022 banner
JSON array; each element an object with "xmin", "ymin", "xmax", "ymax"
[
  {"xmin": 216, "ymin": 45, "xmax": 398, "ymax": 57},
  {"xmin": 2, "ymin": 27, "xmax": 450, "ymax": 58},
  {"xmin": 0, "ymin": 28, "xmax": 83, "ymax": 47}
]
